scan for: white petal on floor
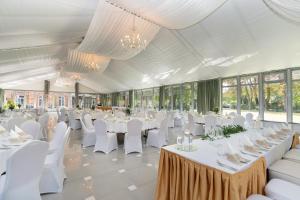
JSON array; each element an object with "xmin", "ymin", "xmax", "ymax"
[
  {"xmin": 147, "ymin": 163, "xmax": 153, "ymax": 167},
  {"xmin": 83, "ymin": 154, "xmax": 88, "ymax": 157},
  {"xmin": 118, "ymin": 169, "xmax": 126, "ymax": 173},
  {"xmin": 136, "ymin": 154, "xmax": 142, "ymax": 157},
  {"xmin": 83, "ymin": 163, "xmax": 90, "ymax": 167},
  {"xmin": 112, "ymin": 158, "xmax": 118, "ymax": 162},
  {"xmin": 84, "ymin": 176, "xmax": 92, "ymax": 181},
  {"xmin": 128, "ymin": 185, "xmax": 137, "ymax": 191},
  {"xmin": 85, "ymin": 196, "xmax": 96, "ymax": 200}
]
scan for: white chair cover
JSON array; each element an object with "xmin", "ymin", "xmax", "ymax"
[
  {"xmin": 0, "ymin": 141, "xmax": 48, "ymax": 200},
  {"xmin": 83, "ymin": 114, "xmax": 94, "ymax": 130},
  {"xmin": 38, "ymin": 113, "xmax": 49, "ymax": 140},
  {"xmin": 58, "ymin": 108, "xmax": 66, "ymax": 122},
  {"xmin": 265, "ymin": 178, "xmax": 300, "ymax": 200},
  {"xmin": 204, "ymin": 115, "xmax": 217, "ymax": 135},
  {"xmin": 20, "ymin": 120, "xmax": 41, "ymax": 140},
  {"xmin": 188, "ymin": 113, "xmax": 204, "ymax": 136},
  {"xmin": 247, "ymin": 194, "xmax": 272, "ymax": 200},
  {"xmin": 39, "ymin": 127, "xmax": 71, "ymax": 193},
  {"xmin": 245, "ymin": 113, "xmax": 255, "ymax": 129},
  {"xmin": 94, "ymin": 119, "xmax": 118, "ymax": 154},
  {"xmin": 167, "ymin": 111, "xmax": 175, "ymax": 128},
  {"xmin": 80, "ymin": 118, "xmax": 96, "ymax": 147},
  {"xmin": 6, "ymin": 116, "xmax": 25, "ymax": 131},
  {"xmin": 147, "ymin": 118, "xmax": 168, "ymax": 148},
  {"xmin": 67, "ymin": 110, "xmax": 81, "ymax": 130},
  {"xmin": 49, "ymin": 122, "xmax": 68, "ymax": 152},
  {"xmin": 124, "ymin": 119, "xmax": 143, "ymax": 154},
  {"xmin": 233, "ymin": 115, "xmax": 246, "ymax": 127}
]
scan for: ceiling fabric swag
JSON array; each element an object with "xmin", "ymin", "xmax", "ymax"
[
  {"xmin": 65, "ymin": 49, "xmax": 110, "ymax": 73},
  {"xmin": 77, "ymin": 0, "xmax": 160, "ymax": 60},
  {"xmin": 105, "ymin": 0, "xmax": 228, "ymax": 29},
  {"xmin": 263, "ymin": 0, "xmax": 300, "ymax": 23}
]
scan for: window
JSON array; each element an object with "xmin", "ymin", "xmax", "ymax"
[
  {"xmin": 193, "ymin": 82, "xmax": 197, "ymax": 111},
  {"xmin": 163, "ymin": 87, "xmax": 171, "ymax": 110},
  {"xmin": 240, "ymin": 75, "xmax": 259, "ymax": 119},
  {"xmin": 58, "ymin": 96, "xmax": 65, "ymax": 107},
  {"xmin": 16, "ymin": 95, "xmax": 24, "ymax": 105},
  {"xmin": 264, "ymin": 72, "xmax": 286, "ymax": 122},
  {"xmin": 172, "ymin": 85, "xmax": 181, "ymax": 110},
  {"xmin": 183, "ymin": 83, "xmax": 192, "ymax": 111},
  {"xmin": 142, "ymin": 89, "xmax": 154, "ymax": 109},
  {"xmin": 134, "ymin": 90, "xmax": 142, "ymax": 108},
  {"xmin": 153, "ymin": 88, "xmax": 159, "ymax": 109},
  {"xmin": 292, "ymin": 70, "xmax": 300, "ymax": 123},
  {"xmin": 222, "ymin": 78, "xmax": 237, "ymax": 114}
]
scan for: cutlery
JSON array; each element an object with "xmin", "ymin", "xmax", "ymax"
[{"xmin": 217, "ymin": 160, "xmax": 238, "ymax": 172}]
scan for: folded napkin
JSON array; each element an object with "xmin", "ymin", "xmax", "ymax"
[
  {"xmin": 9, "ymin": 130, "xmax": 24, "ymax": 143},
  {"xmin": 14, "ymin": 126, "xmax": 32, "ymax": 139},
  {"xmin": 223, "ymin": 142, "xmax": 241, "ymax": 165}
]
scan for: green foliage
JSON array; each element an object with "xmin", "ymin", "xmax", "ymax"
[
  {"xmin": 222, "ymin": 125, "xmax": 246, "ymax": 138},
  {"xmin": 6, "ymin": 100, "xmax": 16, "ymax": 110},
  {"xmin": 213, "ymin": 107, "xmax": 219, "ymax": 114},
  {"xmin": 91, "ymin": 105, "xmax": 95, "ymax": 110},
  {"xmin": 125, "ymin": 107, "xmax": 131, "ymax": 116},
  {"xmin": 0, "ymin": 106, "xmax": 5, "ymax": 113}
]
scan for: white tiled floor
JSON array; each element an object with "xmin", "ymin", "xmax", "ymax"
[{"xmin": 42, "ymin": 127, "xmax": 183, "ymax": 200}]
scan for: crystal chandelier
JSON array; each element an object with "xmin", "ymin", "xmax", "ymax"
[
  {"xmin": 120, "ymin": 16, "xmax": 147, "ymax": 49},
  {"xmin": 84, "ymin": 61, "xmax": 100, "ymax": 71}
]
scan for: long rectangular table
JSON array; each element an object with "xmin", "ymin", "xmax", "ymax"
[{"xmin": 155, "ymin": 131, "xmax": 294, "ymax": 200}]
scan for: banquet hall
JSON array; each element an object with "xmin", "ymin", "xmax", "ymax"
[{"xmin": 1, "ymin": 0, "xmax": 300, "ymax": 200}]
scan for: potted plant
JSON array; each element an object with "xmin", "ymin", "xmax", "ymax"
[
  {"xmin": 125, "ymin": 106, "xmax": 131, "ymax": 116},
  {"xmin": 91, "ymin": 105, "xmax": 95, "ymax": 110},
  {"xmin": 213, "ymin": 107, "xmax": 219, "ymax": 114},
  {"xmin": 7, "ymin": 100, "xmax": 15, "ymax": 111},
  {"xmin": 17, "ymin": 104, "xmax": 22, "ymax": 109}
]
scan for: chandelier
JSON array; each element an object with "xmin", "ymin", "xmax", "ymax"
[
  {"xmin": 84, "ymin": 61, "xmax": 100, "ymax": 71},
  {"xmin": 120, "ymin": 16, "xmax": 147, "ymax": 49}
]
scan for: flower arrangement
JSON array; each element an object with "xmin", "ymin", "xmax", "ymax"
[
  {"xmin": 125, "ymin": 107, "xmax": 131, "ymax": 116},
  {"xmin": 91, "ymin": 105, "xmax": 95, "ymax": 110},
  {"xmin": 222, "ymin": 125, "xmax": 246, "ymax": 138},
  {"xmin": 213, "ymin": 107, "xmax": 219, "ymax": 114}
]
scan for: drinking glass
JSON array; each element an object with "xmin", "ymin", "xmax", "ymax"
[{"xmin": 177, "ymin": 136, "xmax": 183, "ymax": 150}]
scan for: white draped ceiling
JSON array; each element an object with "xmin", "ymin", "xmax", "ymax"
[
  {"xmin": 263, "ymin": 0, "xmax": 300, "ymax": 23},
  {"xmin": 106, "ymin": 0, "xmax": 228, "ymax": 29},
  {"xmin": 1, "ymin": 0, "xmax": 300, "ymax": 93}
]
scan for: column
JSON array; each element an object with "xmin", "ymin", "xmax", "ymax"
[{"xmin": 75, "ymin": 82, "xmax": 79, "ymax": 108}]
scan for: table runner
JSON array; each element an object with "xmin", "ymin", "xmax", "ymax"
[{"xmin": 155, "ymin": 148, "xmax": 267, "ymax": 200}]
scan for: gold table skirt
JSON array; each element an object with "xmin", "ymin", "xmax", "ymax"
[{"xmin": 155, "ymin": 149, "xmax": 267, "ymax": 200}]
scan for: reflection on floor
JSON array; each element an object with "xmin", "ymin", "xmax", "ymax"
[{"xmin": 42, "ymin": 127, "xmax": 183, "ymax": 200}]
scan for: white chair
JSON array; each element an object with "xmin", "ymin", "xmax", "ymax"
[
  {"xmin": 245, "ymin": 113, "xmax": 255, "ymax": 129},
  {"xmin": 204, "ymin": 115, "xmax": 217, "ymax": 135},
  {"xmin": 38, "ymin": 113, "xmax": 49, "ymax": 140},
  {"xmin": 247, "ymin": 194, "xmax": 272, "ymax": 200},
  {"xmin": 83, "ymin": 114, "xmax": 94, "ymax": 130},
  {"xmin": 187, "ymin": 113, "xmax": 204, "ymax": 136},
  {"xmin": 80, "ymin": 118, "xmax": 96, "ymax": 147},
  {"xmin": 155, "ymin": 112, "xmax": 166, "ymax": 128},
  {"xmin": 0, "ymin": 141, "xmax": 48, "ymax": 200},
  {"xmin": 48, "ymin": 122, "xmax": 68, "ymax": 152},
  {"xmin": 68, "ymin": 110, "xmax": 81, "ymax": 130},
  {"xmin": 124, "ymin": 119, "xmax": 143, "ymax": 154},
  {"xmin": 6, "ymin": 116, "xmax": 25, "ymax": 131},
  {"xmin": 268, "ymin": 159, "xmax": 300, "ymax": 186},
  {"xmin": 39, "ymin": 126, "xmax": 70, "ymax": 193},
  {"xmin": 20, "ymin": 120, "xmax": 41, "ymax": 140},
  {"xmin": 147, "ymin": 118, "xmax": 168, "ymax": 148},
  {"xmin": 283, "ymin": 149, "xmax": 300, "ymax": 163},
  {"xmin": 233, "ymin": 115, "xmax": 246, "ymax": 127},
  {"xmin": 265, "ymin": 179, "xmax": 300, "ymax": 200},
  {"xmin": 228, "ymin": 112, "xmax": 237, "ymax": 117},
  {"xmin": 94, "ymin": 120, "xmax": 118, "ymax": 154},
  {"xmin": 115, "ymin": 111, "xmax": 125, "ymax": 118}
]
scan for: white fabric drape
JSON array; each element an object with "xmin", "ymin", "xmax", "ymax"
[
  {"xmin": 106, "ymin": 0, "xmax": 228, "ymax": 29},
  {"xmin": 77, "ymin": 0, "xmax": 160, "ymax": 60},
  {"xmin": 263, "ymin": 0, "xmax": 300, "ymax": 23},
  {"xmin": 66, "ymin": 50, "xmax": 110, "ymax": 73}
]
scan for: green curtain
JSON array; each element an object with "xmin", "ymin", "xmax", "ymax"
[
  {"xmin": 158, "ymin": 86, "xmax": 164, "ymax": 110},
  {"xmin": 197, "ymin": 79, "xmax": 220, "ymax": 114},
  {"xmin": 129, "ymin": 90, "xmax": 133, "ymax": 108},
  {"xmin": 111, "ymin": 92, "xmax": 119, "ymax": 106},
  {"xmin": 0, "ymin": 88, "xmax": 4, "ymax": 107}
]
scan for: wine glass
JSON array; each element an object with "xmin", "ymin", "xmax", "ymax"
[{"xmin": 177, "ymin": 136, "xmax": 183, "ymax": 150}]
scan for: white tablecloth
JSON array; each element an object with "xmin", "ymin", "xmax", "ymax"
[{"xmin": 163, "ymin": 130, "xmax": 293, "ymax": 174}]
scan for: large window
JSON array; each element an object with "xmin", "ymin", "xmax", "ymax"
[
  {"xmin": 193, "ymin": 82, "xmax": 197, "ymax": 112},
  {"xmin": 163, "ymin": 87, "xmax": 172, "ymax": 110},
  {"xmin": 222, "ymin": 78, "xmax": 237, "ymax": 114},
  {"xmin": 172, "ymin": 85, "xmax": 181, "ymax": 110},
  {"xmin": 153, "ymin": 88, "xmax": 159, "ymax": 109},
  {"xmin": 142, "ymin": 89, "xmax": 154, "ymax": 109},
  {"xmin": 240, "ymin": 75, "xmax": 259, "ymax": 118},
  {"xmin": 183, "ymin": 83, "xmax": 192, "ymax": 111},
  {"xmin": 292, "ymin": 70, "xmax": 300, "ymax": 123},
  {"xmin": 134, "ymin": 90, "xmax": 142, "ymax": 108},
  {"xmin": 264, "ymin": 72, "xmax": 286, "ymax": 122},
  {"xmin": 58, "ymin": 96, "xmax": 65, "ymax": 107}
]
